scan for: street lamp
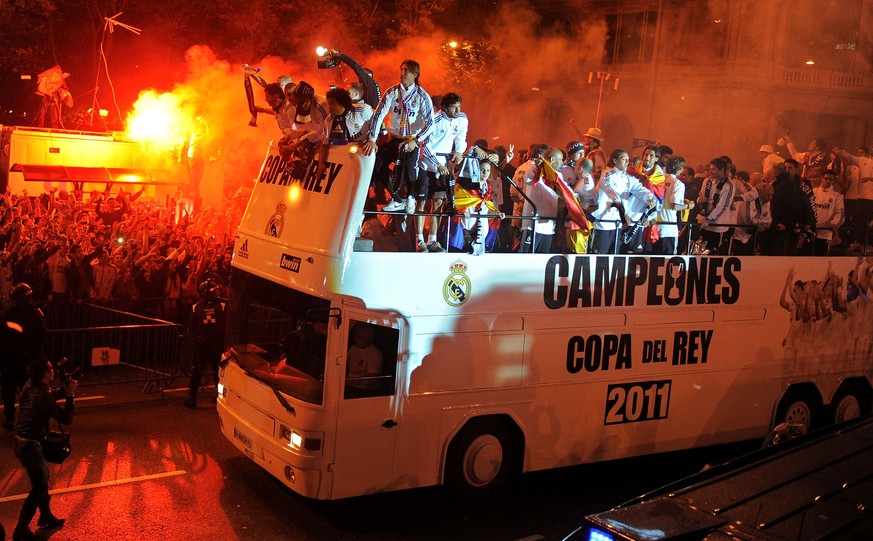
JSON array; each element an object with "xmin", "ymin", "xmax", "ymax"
[{"xmin": 587, "ymin": 71, "xmax": 619, "ymax": 129}]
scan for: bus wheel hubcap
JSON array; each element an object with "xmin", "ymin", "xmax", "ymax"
[
  {"xmin": 462, "ymin": 434, "xmax": 503, "ymax": 488},
  {"xmin": 786, "ymin": 401, "xmax": 811, "ymax": 429}
]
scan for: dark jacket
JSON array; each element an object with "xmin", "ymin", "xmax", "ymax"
[
  {"xmin": 770, "ymin": 173, "xmax": 816, "ymax": 231},
  {"xmin": 66, "ymin": 251, "xmax": 98, "ymax": 300},
  {"xmin": 15, "ymin": 381, "xmax": 73, "ymax": 441},
  {"xmin": 0, "ymin": 302, "xmax": 47, "ymax": 362}
]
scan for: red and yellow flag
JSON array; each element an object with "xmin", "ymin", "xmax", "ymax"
[{"xmin": 542, "ymin": 161, "xmax": 590, "ymax": 233}]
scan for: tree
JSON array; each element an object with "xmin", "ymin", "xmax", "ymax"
[{"xmin": 0, "ymin": 0, "xmax": 59, "ymax": 71}]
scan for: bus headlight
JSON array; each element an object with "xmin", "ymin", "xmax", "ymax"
[
  {"xmin": 279, "ymin": 424, "xmax": 323, "ymax": 455},
  {"xmin": 280, "ymin": 424, "xmax": 303, "ymax": 449},
  {"xmin": 217, "ymin": 382, "xmax": 226, "ymax": 399}
]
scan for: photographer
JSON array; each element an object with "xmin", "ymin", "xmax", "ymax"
[
  {"xmin": 183, "ymin": 279, "xmax": 226, "ymax": 409},
  {"xmin": 12, "ymin": 358, "xmax": 76, "ymax": 540}
]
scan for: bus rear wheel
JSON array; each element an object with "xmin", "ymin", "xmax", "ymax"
[
  {"xmin": 832, "ymin": 382, "xmax": 872, "ymax": 425},
  {"xmin": 445, "ymin": 418, "xmax": 518, "ymax": 498}
]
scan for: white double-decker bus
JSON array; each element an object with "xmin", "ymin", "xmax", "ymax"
[{"xmin": 216, "ymin": 144, "xmax": 873, "ymax": 500}]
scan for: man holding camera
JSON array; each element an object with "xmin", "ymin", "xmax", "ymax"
[{"xmin": 12, "ymin": 358, "xmax": 76, "ymax": 540}]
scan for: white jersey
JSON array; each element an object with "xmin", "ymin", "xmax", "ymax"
[
  {"xmin": 657, "ymin": 174, "xmax": 686, "ymax": 239},
  {"xmin": 366, "ymin": 83, "xmax": 434, "ymax": 141},
  {"xmin": 813, "ymin": 185, "xmax": 845, "ymax": 240},
  {"xmin": 419, "ymin": 111, "xmax": 468, "ymax": 172},
  {"xmin": 843, "ymin": 154, "xmax": 873, "ymax": 200},
  {"xmin": 511, "ymin": 160, "xmax": 537, "ymax": 201},
  {"xmin": 592, "ymin": 167, "xmax": 655, "ymax": 231},
  {"xmin": 352, "ymin": 102, "xmax": 373, "ymax": 139},
  {"xmin": 274, "ymin": 100, "xmax": 297, "ymax": 136},
  {"xmin": 520, "ymin": 169, "xmax": 560, "ymax": 235},
  {"xmin": 699, "ymin": 176, "xmax": 736, "ymax": 234},
  {"xmin": 296, "ymin": 100, "xmax": 329, "ymax": 144},
  {"xmin": 323, "ymin": 106, "xmax": 373, "ymax": 145}
]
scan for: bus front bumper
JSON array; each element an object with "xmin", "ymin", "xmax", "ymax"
[{"xmin": 216, "ymin": 399, "xmax": 326, "ymax": 499}]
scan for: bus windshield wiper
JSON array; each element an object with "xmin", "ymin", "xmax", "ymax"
[{"xmin": 270, "ymin": 386, "xmax": 296, "ymax": 416}]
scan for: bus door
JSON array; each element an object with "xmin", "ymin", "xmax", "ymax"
[{"xmin": 331, "ymin": 314, "xmax": 402, "ymax": 498}]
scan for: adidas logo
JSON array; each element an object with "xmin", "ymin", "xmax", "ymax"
[{"xmin": 237, "ymin": 239, "xmax": 249, "ymax": 259}]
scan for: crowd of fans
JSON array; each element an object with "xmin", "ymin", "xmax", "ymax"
[{"xmin": 0, "ymin": 185, "xmax": 249, "ymax": 323}]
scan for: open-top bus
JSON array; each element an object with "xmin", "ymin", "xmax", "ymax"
[{"xmin": 216, "ymin": 144, "xmax": 873, "ymax": 500}]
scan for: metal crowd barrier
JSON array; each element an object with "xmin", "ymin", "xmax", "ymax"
[{"xmin": 41, "ymin": 302, "xmax": 188, "ymax": 393}]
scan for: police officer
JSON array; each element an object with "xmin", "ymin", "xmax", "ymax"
[
  {"xmin": 1, "ymin": 284, "xmax": 48, "ymax": 430},
  {"xmin": 183, "ymin": 280, "xmax": 226, "ymax": 409},
  {"xmin": 13, "ymin": 358, "xmax": 76, "ymax": 540}
]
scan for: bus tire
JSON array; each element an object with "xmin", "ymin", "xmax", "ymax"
[
  {"xmin": 774, "ymin": 386, "xmax": 822, "ymax": 434},
  {"xmin": 444, "ymin": 417, "xmax": 519, "ymax": 499},
  {"xmin": 832, "ymin": 380, "xmax": 872, "ymax": 425}
]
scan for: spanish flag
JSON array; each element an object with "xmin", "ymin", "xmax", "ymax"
[
  {"xmin": 634, "ymin": 164, "xmax": 666, "ymax": 244},
  {"xmin": 454, "ymin": 184, "xmax": 500, "ymax": 216},
  {"xmin": 541, "ymin": 160, "xmax": 590, "ymax": 233}
]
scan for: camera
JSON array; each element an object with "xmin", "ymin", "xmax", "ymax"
[
  {"xmin": 317, "ymin": 57, "xmax": 339, "ymax": 70},
  {"xmin": 56, "ymin": 357, "xmax": 81, "ymax": 386}
]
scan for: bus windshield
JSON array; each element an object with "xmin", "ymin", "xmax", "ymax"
[{"xmin": 226, "ymin": 268, "xmax": 331, "ymax": 405}]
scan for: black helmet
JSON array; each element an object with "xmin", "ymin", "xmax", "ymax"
[
  {"xmin": 198, "ymin": 279, "xmax": 219, "ymax": 300},
  {"xmin": 10, "ymin": 283, "xmax": 33, "ymax": 304}
]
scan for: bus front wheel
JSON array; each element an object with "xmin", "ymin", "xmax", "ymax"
[
  {"xmin": 774, "ymin": 387, "xmax": 821, "ymax": 434},
  {"xmin": 445, "ymin": 418, "xmax": 519, "ymax": 498}
]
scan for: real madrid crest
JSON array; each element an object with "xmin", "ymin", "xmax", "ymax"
[
  {"xmin": 443, "ymin": 260, "xmax": 471, "ymax": 307},
  {"xmin": 265, "ymin": 202, "xmax": 286, "ymax": 237}
]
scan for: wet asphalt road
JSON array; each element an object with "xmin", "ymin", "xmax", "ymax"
[{"xmin": 0, "ymin": 394, "xmax": 758, "ymax": 541}]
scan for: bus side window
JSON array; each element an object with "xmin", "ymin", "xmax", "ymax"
[{"xmin": 344, "ymin": 320, "xmax": 398, "ymax": 399}]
